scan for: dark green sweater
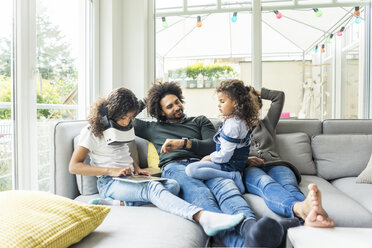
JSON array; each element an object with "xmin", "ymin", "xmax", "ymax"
[{"xmin": 134, "ymin": 116, "xmax": 216, "ymax": 167}]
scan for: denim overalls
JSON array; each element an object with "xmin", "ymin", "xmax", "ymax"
[{"xmin": 213, "ymin": 125, "xmax": 252, "ymax": 173}]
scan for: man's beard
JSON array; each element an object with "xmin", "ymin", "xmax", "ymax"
[{"xmin": 168, "ymin": 109, "xmax": 184, "ymax": 121}]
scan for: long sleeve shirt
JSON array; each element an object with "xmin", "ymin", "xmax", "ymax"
[
  {"xmin": 210, "ymin": 117, "xmax": 249, "ymax": 163},
  {"xmin": 134, "ymin": 115, "xmax": 216, "ymax": 167}
]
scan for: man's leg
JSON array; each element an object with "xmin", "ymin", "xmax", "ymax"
[
  {"xmin": 206, "ymin": 177, "xmax": 284, "ymax": 248},
  {"xmin": 244, "ymin": 166, "xmax": 299, "ymax": 218},
  {"xmin": 268, "ymin": 165, "xmax": 305, "ymax": 201},
  {"xmin": 161, "ymin": 161, "xmax": 222, "ymax": 212}
]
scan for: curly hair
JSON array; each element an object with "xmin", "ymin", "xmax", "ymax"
[
  {"xmin": 248, "ymin": 86, "xmax": 263, "ymax": 110},
  {"xmin": 87, "ymin": 87, "xmax": 139, "ymax": 137},
  {"xmin": 146, "ymin": 82, "xmax": 184, "ymax": 122},
  {"xmin": 216, "ymin": 79, "xmax": 260, "ymax": 128}
]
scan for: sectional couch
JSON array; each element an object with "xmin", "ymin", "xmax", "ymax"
[{"xmin": 52, "ymin": 118, "xmax": 372, "ymax": 247}]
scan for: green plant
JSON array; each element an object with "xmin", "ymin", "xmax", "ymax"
[{"xmin": 185, "ymin": 62, "xmax": 204, "ymax": 80}]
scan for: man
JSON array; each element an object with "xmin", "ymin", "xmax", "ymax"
[{"xmin": 134, "ymin": 82, "xmax": 287, "ymax": 248}]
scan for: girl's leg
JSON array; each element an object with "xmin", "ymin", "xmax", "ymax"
[
  {"xmin": 186, "ymin": 161, "xmax": 245, "ymax": 193},
  {"xmin": 243, "ymin": 167, "xmax": 298, "ymax": 218},
  {"xmin": 267, "ymin": 166, "xmax": 305, "ymax": 202}
]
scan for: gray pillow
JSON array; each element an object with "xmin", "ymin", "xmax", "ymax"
[
  {"xmin": 73, "ymin": 135, "xmax": 140, "ymax": 195},
  {"xmin": 312, "ymin": 134, "xmax": 372, "ymax": 180},
  {"xmin": 275, "ymin": 132, "xmax": 316, "ymax": 175},
  {"xmin": 356, "ymin": 153, "xmax": 372, "ymax": 184}
]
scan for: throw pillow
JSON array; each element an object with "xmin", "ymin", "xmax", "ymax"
[
  {"xmin": 0, "ymin": 190, "xmax": 110, "ymax": 247},
  {"xmin": 147, "ymin": 141, "xmax": 160, "ymax": 169},
  {"xmin": 356, "ymin": 153, "xmax": 372, "ymax": 184}
]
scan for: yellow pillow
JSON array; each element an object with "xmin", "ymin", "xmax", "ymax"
[
  {"xmin": 0, "ymin": 190, "xmax": 110, "ymax": 248},
  {"xmin": 147, "ymin": 141, "xmax": 160, "ymax": 169}
]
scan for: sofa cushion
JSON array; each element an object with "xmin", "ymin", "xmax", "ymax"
[
  {"xmin": 356, "ymin": 153, "xmax": 372, "ymax": 184},
  {"xmin": 73, "ymin": 206, "xmax": 208, "ymax": 248},
  {"xmin": 276, "ymin": 132, "xmax": 316, "ymax": 175},
  {"xmin": 73, "ymin": 135, "xmax": 140, "ymax": 195},
  {"xmin": 332, "ymin": 177, "xmax": 372, "ymax": 214},
  {"xmin": 311, "ymin": 135, "xmax": 372, "ymax": 180},
  {"xmin": 0, "ymin": 190, "xmax": 110, "ymax": 248}
]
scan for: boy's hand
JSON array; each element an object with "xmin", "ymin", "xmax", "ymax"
[
  {"xmin": 134, "ymin": 168, "xmax": 152, "ymax": 176},
  {"xmin": 201, "ymin": 155, "xmax": 211, "ymax": 161}
]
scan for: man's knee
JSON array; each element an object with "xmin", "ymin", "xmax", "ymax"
[{"xmin": 163, "ymin": 179, "xmax": 180, "ymax": 196}]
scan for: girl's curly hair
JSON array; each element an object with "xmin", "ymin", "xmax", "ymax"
[
  {"xmin": 216, "ymin": 79, "xmax": 260, "ymax": 128},
  {"xmin": 88, "ymin": 87, "xmax": 139, "ymax": 137},
  {"xmin": 147, "ymin": 82, "xmax": 184, "ymax": 122}
]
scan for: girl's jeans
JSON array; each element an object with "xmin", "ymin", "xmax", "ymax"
[
  {"xmin": 244, "ymin": 165, "xmax": 305, "ymax": 218},
  {"xmin": 97, "ymin": 175, "xmax": 201, "ymax": 221}
]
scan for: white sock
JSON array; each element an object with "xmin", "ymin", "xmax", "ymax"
[
  {"xmin": 89, "ymin": 198, "xmax": 123, "ymax": 206},
  {"xmin": 198, "ymin": 211, "xmax": 245, "ymax": 236}
]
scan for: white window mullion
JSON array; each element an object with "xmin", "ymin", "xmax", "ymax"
[{"xmin": 14, "ymin": 0, "xmax": 38, "ymax": 190}]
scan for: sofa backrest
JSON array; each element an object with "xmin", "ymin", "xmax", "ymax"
[
  {"xmin": 277, "ymin": 119, "xmax": 322, "ymax": 136},
  {"xmin": 323, "ymin": 119, "xmax": 372, "ymax": 134}
]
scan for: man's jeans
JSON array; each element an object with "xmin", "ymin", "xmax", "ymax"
[
  {"xmin": 97, "ymin": 175, "xmax": 201, "ymax": 221},
  {"xmin": 244, "ymin": 165, "xmax": 305, "ymax": 218},
  {"xmin": 162, "ymin": 161, "xmax": 256, "ymax": 247}
]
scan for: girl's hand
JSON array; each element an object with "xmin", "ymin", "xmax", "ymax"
[
  {"xmin": 201, "ymin": 155, "xmax": 211, "ymax": 161},
  {"xmin": 134, "ymin": 168, "xmax": 152, "ymax": 176},
  {"xmin": 247, "ymin": 156, "xmax": 264, "ymax": 167},
  {"xmin": 109, "ymin": 167, "xmax": 133, "ymax": 177}
]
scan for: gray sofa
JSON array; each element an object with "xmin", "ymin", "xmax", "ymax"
[{"xmin": 52, "ymin": 119, "xmax": 372, "ymax": 247}]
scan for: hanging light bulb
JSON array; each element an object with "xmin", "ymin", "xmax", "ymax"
[
  {"xmin": 354, "ymin": 6, "xmax": 360, "ymax": 16},
  {"xmin": 231, "ymin": 12, "xmax": 238, "ymax": 22},
  {"xmin": 273, "ymin": 10, "xmax": 282, "ymax": 19},
  {"xmin": 337, "ymin": 26, "xmax": 345, "ymax": 36},
  {"xmin": 196, "ymin": 16, "xmax": 202, "ymax": 28},
  {"xmin": 314, "ymin": 45, "xmax": 318, "ymax": 53},
  {"xmin": 161, "ymin": 17, "xmax": 168, "ymax": 28},
  {"xmin": 313, "ymin": 8, "xmax": 322, "ymax": 17},
  {"xmin": 327, "ymin": 34, "xmax": 334, "ymax": 44},
  {"xmin": 355, "ymin": 17, "xmax": 361, "ymax": 24},
  {"xmin": 321, "ymin": 44, "xmax": 325, "ymax": 53}
]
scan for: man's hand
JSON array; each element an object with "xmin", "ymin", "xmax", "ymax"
[
  {"xmin": 108, "ymin": 167, "xmax": 133, "ymax": 177},
  {"xmin": 201, "ymin": 155, "xmax": 211, "ymax": 161},
  {"xmin": 160, "ymin": 139, "xmax": 184, "ymax": 154},
  {"xmin": 247, "ymin": 156, "xmax": 264, "ymax": 167}
]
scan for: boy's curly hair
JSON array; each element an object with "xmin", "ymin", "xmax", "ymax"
[
  {"xmin": 216, "ymin": 79, "xmax": 260, "ymax": 128},
  {"xmin": 88, "ymin": 87, "xmax": 139, "ymax": 137},
  {"xmin": 147, "ymin": 82, "xmax": 184, "ymax": 122}
]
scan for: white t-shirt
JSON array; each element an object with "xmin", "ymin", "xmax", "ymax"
[{"xmin": 78, "ymin": 125, "xmax": 134, "ymax": 171}]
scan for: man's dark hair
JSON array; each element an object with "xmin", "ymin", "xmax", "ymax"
[{"xmin": 147, "ymin": 82, "xmax": 184, "ymax": 122}]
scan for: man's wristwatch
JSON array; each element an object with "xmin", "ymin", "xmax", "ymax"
[{"xmin": 182, "ymin": 138, "xmax": 189, "ymax": 149}]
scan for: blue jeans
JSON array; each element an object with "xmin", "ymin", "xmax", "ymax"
[
  {"xmin": 244, "ymin": 165, "xmax": 305, "ymax": 218},
  {"xmin": 185, "ymin": 161, "xmax": 239, "ymax": 180},
  {"xmin": 97, "ymin": 175, "xmax": 201, "ymax": 221},
  {"xmin": 162, "ymin": 161, "xmax": 256, "ymax": 247}
]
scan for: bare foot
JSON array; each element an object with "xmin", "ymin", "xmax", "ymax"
[
  {"xmin": 304, "ymin": 208, "xmax": 334, "ymax": 228},
  {"xmin": 293, "ymin": 184, "xmax": 334, "ymax": 227}
]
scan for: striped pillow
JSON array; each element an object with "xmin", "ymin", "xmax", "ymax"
[{"xmin": 0, "ymin": 190, "xmax": 110, "ymax": 247}]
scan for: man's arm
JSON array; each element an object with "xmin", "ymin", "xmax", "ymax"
[
  {"xmin": 188, "ymin": 116, "xmax": 216, "ymax": 156},
  {"xmin": 260, "ymin": 88, "xmax": 285, "ymax": 133}
]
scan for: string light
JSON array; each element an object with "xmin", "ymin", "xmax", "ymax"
[
  {"xmin": 354, "ymin": 6, "xmax": 360, "ymax": 16},
  {"xmin": 231, "ymin": 12, "xmax": 237, "ymax": 22},
  {"xmin": 337, "ymin": 26, "xmax": 345, "ymax": 36},
  {"xmin": 161, "ymin": 17, "xmax": 168, "ymax": 28},
  {"xmin": 196, "ymin": 16, "xmax": 202, "ymax": 28},
  {"xmin": 355, "ymin": 17, "xmax": 361, "ymax": 24},
  {"xmin": 314, "ymin": 45, "xmax": 318, "ymax": 53},
  {"xmin": 327, "ymin": 34, "xmax": 333, "ymax": 43},
  {"xmin": 321, "ymin": 44, "xmax": 325, "ymax": 53},
  {"xmin": 313, "ymin": 8, "xmax": 322, "ymax": 17},
  {"xmin": 273, "ymin": 10, "xmax": 282, "ymax": 19}
]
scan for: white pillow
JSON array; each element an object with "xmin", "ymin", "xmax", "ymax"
[{"xmin": 356, "ymin": 153, "xmax": 372, "ymax": 184}]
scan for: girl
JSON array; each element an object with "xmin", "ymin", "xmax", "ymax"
[
  {"xmin": 185, "ymin": 79, "xmax": 260, "ymax": 193},
  {"xmin": 69, "ymin": 87, "xmax": 245, "ymax": 236}
]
